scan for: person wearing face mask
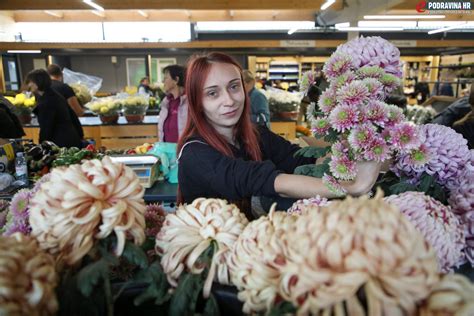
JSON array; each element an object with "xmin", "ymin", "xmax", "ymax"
[
  {"xmin": 25, "ymin": 69, "xmax": 81, "ymax": 148},
  {"xmin": 176, "ymin": 53, "xmax": 381, "ymax": 219},
  {"xmin": 157, "ymin": 65, "xmax": 188, "ymax": 143}
]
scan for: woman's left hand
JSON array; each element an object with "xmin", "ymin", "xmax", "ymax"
[{"xmin": 346, "ymin": 160, "xmax": 382, "ymax": 196}]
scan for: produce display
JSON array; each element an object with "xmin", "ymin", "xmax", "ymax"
[
  {"xmin": 5, "ymin": 93, "xmax": 36, "ymax": 116},
  {"xmin": 69, "ymin": 82, "xmax": 92, "ymax": 106}
]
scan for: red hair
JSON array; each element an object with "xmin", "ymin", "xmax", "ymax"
[{"xmin": 177, "ymin": 52, "xmax": 262, "ymax": 203}]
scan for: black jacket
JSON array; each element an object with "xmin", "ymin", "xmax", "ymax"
[
  {"xmin": 51, "ymin": 80, "xmax": 84, "ymax": 139},
  {"xmin": 33, "ymin": 88, "xmax": 82, "ymax": 148},
  {"xmin": 431, "ymin": 97, "xmax": 470, "ymax": 126},
  {"xmin": 178, "ymin": 126, "xmax": 315, "ymax": 205},
  {"xmin": 0, "ymin": 95, "xmax": 25, "ymax": 139},
  {"xmin": 453, "ymin": 122, "xmax": 474, "ymax": 149}
]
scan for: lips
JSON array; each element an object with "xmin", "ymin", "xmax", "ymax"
[{"xmin": 223, "ymin": 109, "xmax": 238, "ymax": 116}]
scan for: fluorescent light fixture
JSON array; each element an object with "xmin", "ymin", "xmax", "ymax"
[
  {"xmin": 337, "ymin": 27, "xmax": 404, "ymax": 31},
  {"xmin": 288, "ymin": 28, "xmax": 298, "ymax": 35},
  {"xmin": 364, "ymin": 15, "xmax": 445, "ymax": 19},
  {"xmin": 7, "ymin": 50, "xmax": 41, "ymax": 53},
  {"xmin": 335, "ymin": 22, "xmax": 350, "ymax": 28},
  {"xmin": 428, "ymin": 22, "xmax": 468, "ymax": 34},
  {"xmin": 44, "ymin": 10, "xmax": 63, "ymax": 18},
  {"xmin": 418, "ymin": 21, "xmax": 474, "ymax": 28},
  {"xmin": 358, "ymin": 21, "xmax": 417, "ymax": 28},
  {"xmin": 83, "ymin": 0, "xmax": 104, "ymax": 12},
  {"xmin": 91, "ymin": 10, "xmax": 105, "ymax": 17},
  {"xmin": 196, "ymin": 21, "xmax": 315, "ymax": 31},
  {"xmin": 321, "ymin": 0, "xmax": 336, "ymax": 10},
  {"xmin": 137, "ymin": 10, "xmax": 148, "ymax": 18}
]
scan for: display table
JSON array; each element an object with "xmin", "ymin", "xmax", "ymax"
[
  {"xmin": 22, "ymin": 116, "xmax": 296, "ymax": 149},
  {"xmin": 23, "ymin": 116, "xmax": 159, "ymax": 149}
]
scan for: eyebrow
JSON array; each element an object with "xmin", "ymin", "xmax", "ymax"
[{"xmin": 203, "ymin": 78, "xmax": 241, "ymax": 90}]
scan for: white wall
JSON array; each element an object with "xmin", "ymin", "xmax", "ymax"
[{"xmin": 0, "ymin": 12, "xmax": 17, "ymax": 42}]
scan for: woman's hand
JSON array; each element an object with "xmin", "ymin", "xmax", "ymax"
[{"xmin": 346, "ymin": 160, "xmax": 382, "ymax": 196}]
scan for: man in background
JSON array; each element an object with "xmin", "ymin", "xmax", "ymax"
[
  {"xmin": 242, "ymin": 70, "xmax": 270, "ymax": 127},
  {"xmin": 47, "ymin": 64, "xmax": 84, "ymax": 117}
]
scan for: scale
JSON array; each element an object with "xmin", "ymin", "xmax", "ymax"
[{"xmin": 109, "ymin": 155, "xmax": 161, "ymax": 188}]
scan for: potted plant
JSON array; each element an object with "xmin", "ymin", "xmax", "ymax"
[
  {"xmin": 122, "ymin": 95, "xmax": 148, "ymax": 123},
  {"xmin": 87, "ymin": 97, "xmax": 121, "ymax": 124},
  {"xmin": 6, "ymin": 93, "xmax": 36, "ymax": 125}
]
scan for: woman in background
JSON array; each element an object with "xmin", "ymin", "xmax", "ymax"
[
  {"xmin": 25, "ymin": 69, "xmax": 81, "ymax": 148},
  {"xmin": 158, "ymin": 65, "xmax": 188, "ymax": 143}
]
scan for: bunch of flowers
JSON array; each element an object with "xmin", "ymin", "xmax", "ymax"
[
  {"xmin": 303, "ymin": 36, "xmax": 422, "ymax": 196},
  {"xmin": 70, "ymin": 83, "xmax": 92, "ymax": 106},
  {"xmin": 385, "ymin": 192, "xmax": 466, "ymax": 272},
  {"xmin": 121, "ymin": 95, "xmax": 149, "ymax": 115},
  {"xmin": 5, "ymin": 93, "xmax": 36, "ymax": 116},
  {"xmin": 263, "ymin": 88, "xmax": 301, "ymax": 113},
  {"xmin": 29, "ymin": 156, "xmax": 146, "ymax": 265},
  {"xmin": 86, "ymin": 96, "xmax": 122, "ymax": 116},
  {"xmin": 155, "ymin": 198, "xmax": 248, "ymax": 298},
  {"xmin": 298, "ymin": 70, "xmax": 318, "ymax": 95}
]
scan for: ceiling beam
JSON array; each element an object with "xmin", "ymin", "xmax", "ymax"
[
  {"xmin": 12, "ymin": 9, "xmax": 317, "ymax": 22},
  {"xmin": 0, "ymin": 0, "xmax": 342, "ymax": 11}
]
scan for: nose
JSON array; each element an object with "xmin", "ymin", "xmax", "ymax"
[{"xmin": 221, "ymin": 89, "xmax": 234, "ymax": 107}]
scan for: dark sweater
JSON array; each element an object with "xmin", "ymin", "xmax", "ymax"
[
  {"xmin": 51, "ymin": 80, "xmax": 84, "ymax": 139},
  {"xmin": 178, "ymin": 126, "xmax": 315, "ymax": 205},
  {"xmin": 0, "ymin": 96, "xmax": 25, "ymax": 139},
  {"xmin": 453, "ymin": 122, "xmax": 474, "ymax": 149},
  {"xmin": 33, "ymin": 88, "xmax": 82, "ymax": 148}
]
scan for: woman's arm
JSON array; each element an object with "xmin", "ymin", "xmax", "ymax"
[{"xmin": 274, "ymin": 160, "xmax": 381, "ymax": 198}]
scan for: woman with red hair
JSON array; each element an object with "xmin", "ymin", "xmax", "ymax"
[{"xmin": 177, "ymin": 52, "xmax": 380, "ymax": 217}]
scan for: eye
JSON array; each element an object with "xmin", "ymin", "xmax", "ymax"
[
  {"xmin": 207, "ymin": 90, "xmax": 218, "ymax": 98},
  {"xmin": 230, "ymin": 83, "xmax": 241, "ymax": 91}
]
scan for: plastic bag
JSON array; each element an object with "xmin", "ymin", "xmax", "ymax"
[
  {"xmin": 147, "ymin": 142, "xmax": 178, "ymax": 184},
  {"xmin": 63, "ymin": 67, "xmax": 102, "ymax": 95}
]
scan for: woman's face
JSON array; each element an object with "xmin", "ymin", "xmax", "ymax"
[
  {"xmin": 27, "ymin": 81, "xmax": 39, "ymax": 96},
  {"xmin": 162, "ymin": 71, "xmax": 177, "ymax": 93},
  {"xmin": 201, "ymin": 62, "xmax": 245, "ymax": 133}
]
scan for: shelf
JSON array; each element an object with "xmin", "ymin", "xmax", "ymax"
[
  {"xmin": 269, "ymin": 70, "xmax": 299, "ymax": 73},
  {"xmin": 423, "ymin": 63, "xmax": 474, "ymax": 70}
]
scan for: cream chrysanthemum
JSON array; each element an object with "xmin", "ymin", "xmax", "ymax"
[
  {"xmin": 155, "ymin": 198, "xmax": 248, "ymax": 298},
  {"xmin": 418, "ymin": 274, "xmax": 474, "ymax": 316},
  {"xmin": 29, "ymin": 156, "xmax": 146, "ymax": 265},
  {"xmin": 228, "ymin": 206, "xmax": 298, "ymax": 313},
  {"xmin": 0, "ymin": 233, "xmax": 58, "ymax": 315},
  {"xmin": 279, "ymin": 190, "xmax": 439, "ymax": 315}
]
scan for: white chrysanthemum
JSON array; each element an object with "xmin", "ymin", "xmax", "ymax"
[
  {"xmin": 228, "ymin": 206, "xmax": 298, "ymax": 313},
  {"xmin": 418, "ymin": 274, "xmax": 474, "ymax": 316},
  {"xmin": 29, "ymin": 156, "xmax": 146, "ymax": 265},
  {"xmin": 156, "ymin": 198, "xmax": 248, "ymax": 298},
  {"xmin": 279, "ymin": 191, "xmax": 440, "ymax": 315},
  {"xmin": 0, "ymin": 233, "xmax": 58, "ymax": 315}
]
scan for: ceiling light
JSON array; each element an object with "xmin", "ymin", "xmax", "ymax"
[
  {"xmin": 7, "ymin": 50, "xmax": 41, "ymax": 54},
  {"xmin": 288, "ymin": 28, "xmax": 298, "ymax": 35},
  {"xmin": 44, "ymin": 10, "xmax": 63, "ymax": 18},
  {"xmin": 335, "ymin": 22, "xmax": 350, "ymax": 28},
  {"xmin": 364, "ymin": 15, "xmax": 446, "ymax": 19},
  {"xmin": 91, "ymin": 10, "xmax": 105, "ymax": 17},
  {"xmin": 321, "ymin": 0, "xmax": 336, "ymax": 11},
  {"xmin": 428, "ymin": 22, "xmax": 468, "ymax": 34},
  {"xmin": 337, "ymin": 27, "xmax": 404, "ymax": 31},
  {"xmin": 358, "ymin": 21, "xmax": 417, "ymax": 28},
  {"xmin": 83, "ymin": 0, "xmax": 104, "ymax": 12},
  {"xmin": 137, "ymin": 10, "xmax": 148, "ymax": 18}
]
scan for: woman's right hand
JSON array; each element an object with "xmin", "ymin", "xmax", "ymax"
[{"xmin": 346, "ymin": 160, "xmax": 382, "ymax": 196}]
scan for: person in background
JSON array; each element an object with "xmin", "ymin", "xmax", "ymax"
[
  {"xmin": 452, "ymin": 88, "xmax": 474, "ymax": 149},
  {"xmin": 177, "ymin": 52, "xmax": 381, "ymax": 218},
  {"xmin": 25, "ymin": 69, "xmax": 81, "ymax": 148},
  {"xmin": 158, "ymin": 65, "xmax": 188, "ymax": 143},
  {"xmin": 0, "ymin": 94, "xmax": 25, "ymax": 140},
  {"xmin": 431, "ymin": 96, "xmax": 470, "ymax": 126},
  {"xmin": 138, "ymin": 76, "xmax": 154, "ymax": 97},
  {"xmin": 242, "ymin": 70, "xmax": 270, "ymax": 127},
  {"xmin": 47, "ymin": 64, "xmax": 84, "ymax": 117},
  {"xmin": 47, "ymin": 64, "xmax": 85, "ymax": 146}
]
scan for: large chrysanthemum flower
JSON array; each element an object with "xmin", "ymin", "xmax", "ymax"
[
  {"xmin": 385, "ymin": 192, "xmax": 465, "ymax": 272},
  {"xmin": 156, "ymin": 198, "xmax": 248, "ymax": 298},
  {"xmin": 0, "ymin": 233, "xmax": 58, "ymax": 315},
  {"xmin": 29, "ymin": 156, "xmax": 146, "ymax": 265}
]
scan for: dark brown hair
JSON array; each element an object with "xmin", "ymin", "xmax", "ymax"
[{"xmin": 25, "ymin": 69, "xmax": 52, "ymax": 91}]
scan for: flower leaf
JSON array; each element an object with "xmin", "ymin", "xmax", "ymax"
[
  {"xmin": 268, "ymin": 301, "xmax": 297, "ymax": 316},
  {"xmin": 294, "ymin": 146, "xmax": 331, "ymax": 159},
  {"xmin": 77, "ymin": 258, "xmax": 109, "ymax": 297},
  {"xmin": 323, "ymin": 128, "xmax": 339, "ymax": 143},
  {"xmin": 168, "ymin": 273, "xmax": 204, "ymax": 316},
  {"xmin": 203, "ymin": 293, "xmax": 220, "ymax": 316},
  {"xmin": 121, "ymin": 241, "xmax": 148, "ymax": 269}
]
